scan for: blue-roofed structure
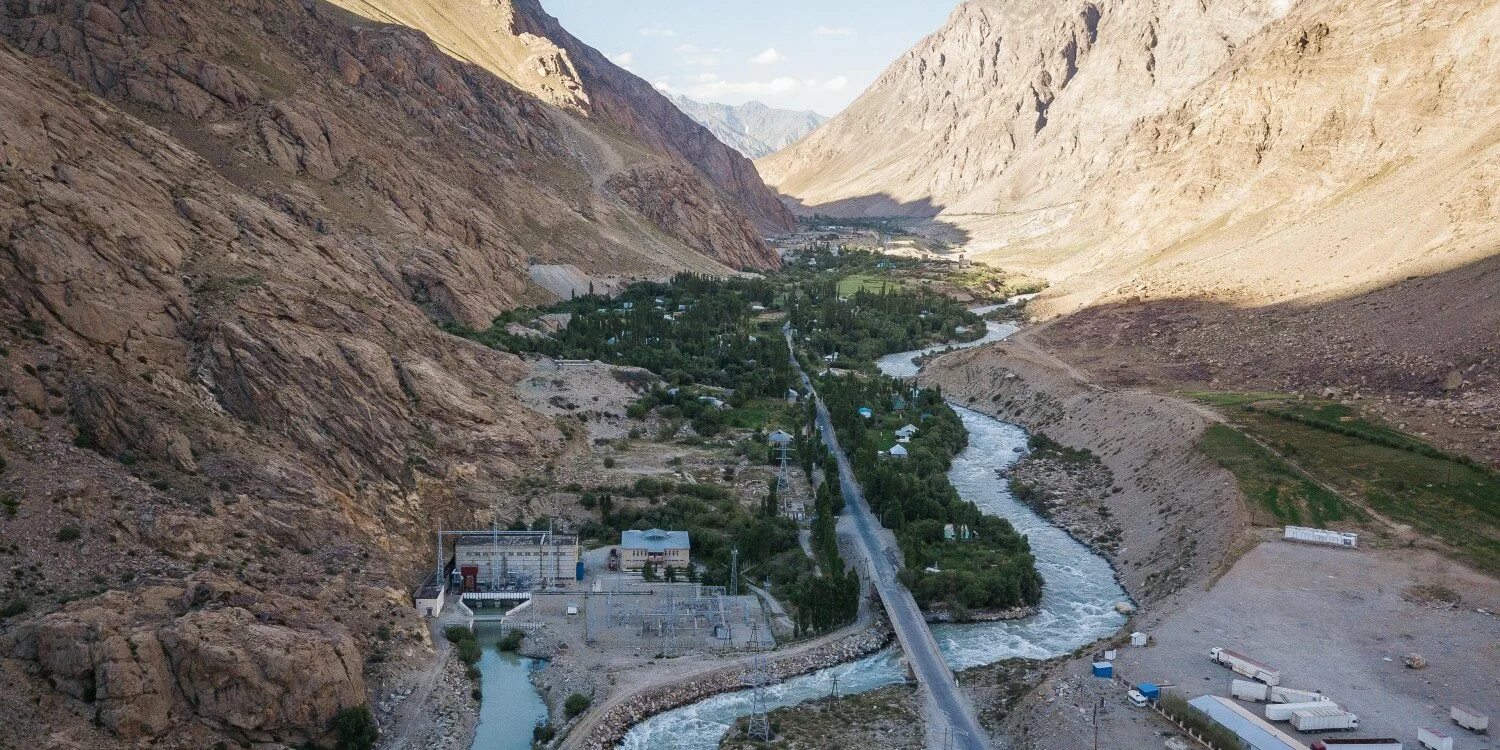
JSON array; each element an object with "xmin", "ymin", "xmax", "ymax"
[
  {"xmin": 620, "ymin": 528, "xmax": 691, "ymax": 571},
  {"xmin": 1188, "ymin": 695, "xmax": 1309, "ymax": 750}
]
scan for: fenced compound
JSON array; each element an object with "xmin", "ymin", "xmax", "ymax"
[{"xmin": 583, "ymin": 580, "xmax": 771, "ymax": 655}]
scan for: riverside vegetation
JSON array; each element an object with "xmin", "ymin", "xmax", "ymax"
[
  {"xmin": 453, "ymin": 248, "xmax": 1043, "ymax": 623},
  {"xmin": 1194, "ymin": 393, "xmax": 1500, "ymax": 573}
]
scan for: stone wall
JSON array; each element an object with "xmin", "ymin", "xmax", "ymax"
[{"xmin": 571, "ymin": 624, "xmax": 892, "ymax": 750}]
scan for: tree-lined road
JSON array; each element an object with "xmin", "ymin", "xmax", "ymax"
[{"xmin": 786, "ymin": 326, "xmax": 990, "ymax": 750}]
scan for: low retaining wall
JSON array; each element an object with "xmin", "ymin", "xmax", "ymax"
[{"xmin": 572, "ymin": 623, "xmax": 892, "ymax": 750}]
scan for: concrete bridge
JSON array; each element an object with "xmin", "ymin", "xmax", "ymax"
[{"xmin": 785, "ymin": 325, "xmax": 990, "ymax": 750}]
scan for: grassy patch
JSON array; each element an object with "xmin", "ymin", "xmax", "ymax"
[
  {"xmin": 1198, "ymin": 423, "xmax": 1356, "ymax": 528},
  {"xmin": 1234, "ymin": 409, "xmax": 1499, "ymax": 573},
  {"xmin": 836, "ymin": 273, "xmax": 901, "ymax": 297},
  {"xmin": 1196, "ymin": 392, "xmax": 1500, "ymax": 573},
  {"xmin": 1184, "ymin": 390, "xmax": 1296, "ymax": 407}
]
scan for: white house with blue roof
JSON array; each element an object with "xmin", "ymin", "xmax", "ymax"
[{"xmin": 619, "ymin": 528, "xmax": 690, "ymax": 571}]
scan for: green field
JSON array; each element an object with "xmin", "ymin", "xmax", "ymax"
[
  {"xmin": 1199, "ymin": 423, "xmax": 1358, "ymax": 529},
  {"xmin": 1194, "ymin": 394, "xmax": 1500, "ymax": 573},
  {"xmin": 1182, "ymin": 390, "xmax": 1297, "ymax": 407},
  {"xmin": 836, "ymin": 273, "xmax": 901, "ymax": 297}
]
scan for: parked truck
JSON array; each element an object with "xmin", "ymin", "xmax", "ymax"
[
  {"xmin": 1210, "ymin": 647, "xmax": 1283, "ymax": 685},
  {"xmin": 1267, "ymin": 700, "xmax": 1339, "ymax": 721},
  {"xmin": 1417, "ymin": 727, "xmax": 1453, "ymax": 750},
  {"xmin": 1272, "ymin": 685, "xmax": 1327, "ymax": 704},
  {"xmin": 1310, "ymin": 739, "xmax": 1401, "ymax": 750},
  {"xmin": 1292, "ymin": 707, "xmax": 1359, "ymax": 732},
  {"xmin": 1233, "ymin": 679, "xmax": 1270, "ymax": 701},
  {"xmin": 1451, "ymin": 705, "xmax": 1489, "ymax": 732}
]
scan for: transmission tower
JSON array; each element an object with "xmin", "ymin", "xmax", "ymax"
[
  {"xmin": 729, "ymin": 548, "xmax": 739, "ymax": 597},
  {"xmin": 742, "ymin": 622, "xmax": 773, "ymax": 742},
  {"xmin": 775, "ymin": 444, "xmax": 791, "ymax": 494}
]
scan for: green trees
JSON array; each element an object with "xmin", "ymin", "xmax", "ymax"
[
  {"xmin": 641, "ymin": 561, "xmax": 659, "ymax": 582},
  {"xmin": 564, "ymin": 692, "xmax": 592, "ymax": 719},
  {"xmin": 816, "ymin": 375, "xmax": 1042, "ymax": 615},
  {"xmin": 332, "ymin": 705, "xmax": 379, "ymax": 750}
]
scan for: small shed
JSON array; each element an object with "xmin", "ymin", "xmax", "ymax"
[
  {"xmin": 895, "ymin": 424, "xmax": 919, "ymax": 439},
  {"xmin": 767, "ymin": 430, "xmax": 794, "ymax": 447},
  {"xmin": 1130, "ymin": 631, "xmax": 1148, "ymax": 647},
  {"xmin": 857, "ymin": 407, "xmax": 873, "ymax": 419},
  {"xmin": 786, "ymin": 388, "xmax": 800, "ymax": 403},
  {"xmin": 889, "ymin": 444, "xmax": 909, "ymax": 459},
  {"xmin": 1091, "ymin": 662, "xmax": 1113, "ymax": 678}
]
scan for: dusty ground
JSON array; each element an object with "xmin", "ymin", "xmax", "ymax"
[{"xmin": 1106, "ymin": 536, "xmax": 1500, "ymax": 749}]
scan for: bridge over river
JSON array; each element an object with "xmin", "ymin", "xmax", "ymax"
[{"xmin": 785, "ymin": 325, "xmax": 991, "ymax": 750}]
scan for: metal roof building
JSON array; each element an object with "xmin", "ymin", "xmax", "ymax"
[
  {"xmin": 1189, "ymin": 695, "xmax": 1310, "ymax": 750},
  {"xmin": 619, "ymin": 528, "xmax": 690, "ymax": 571}
]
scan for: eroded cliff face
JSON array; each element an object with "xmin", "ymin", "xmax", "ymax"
[
  {"xmin": 0, "ymin": 37, "xmax": 567, "ymax": 745},
  {"xmin": 759, "ymin": 0, "xmax": 1286, "ymax": 218},
  {"xmin": 0, "ymin": 0, "xmax": 783, "ymax": 745},
  {"xmin": 761, "ymin": 0, "xmax": 1500, "ymax": 448},
  {"xmin": 324, "ymin": 0, "xmax": 796, "ymax": 241}
]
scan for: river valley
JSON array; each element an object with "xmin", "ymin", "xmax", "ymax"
[{"xmin": 614, "ymin": 311, "xmax": 1128, "ymax": 748}]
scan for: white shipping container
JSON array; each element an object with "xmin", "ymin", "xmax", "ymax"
[
  {"xmin": 1211, "ymin": 647, "xmax": 1283, "ymax": 685},
  {"xmin": 1285, "ymin": 525, "xmax": 1359, "ymax": 547},
  {"xmin": 1292, "ymin": 707, "xmax": 1358, "ymax": 731},
  {"xmin": 1233, "ymin": 679, "xmax": 1271, "ymax": 701},
  {"xmin": 1267, "ymin": 700, "xmax": 1339, "ymax": 721},
  {"xmin": 1310, "ymin": 740, "xmax": 1402, "ymax": 750},
  {"xmin": 1417, "ymin": 727, "xmax": 1453, "ymax": 750},
  {"xmin": 1451, "ymin": 705, "xmax": 1489, "ymax": 731},
  {"xmin": 1272, "ymin": 685, "xmax": 1327, "ymax": 704}
]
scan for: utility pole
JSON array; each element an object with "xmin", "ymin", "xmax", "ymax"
[
  {"xmin": 729, "ymin": 548, "xmax": 739, "ymax": 597},
  {"xmin": 1093, "ymin": 696, "xmax": 1104, "ymax": 750},
  {"xmin": 743, "ymin": 622, "xmax": 772, "ymax": 742}
]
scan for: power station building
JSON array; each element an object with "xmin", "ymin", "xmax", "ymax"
[
  {"xmin": 619, "ymin": 529, "xmax": 690, "ymax": 571},
  {"xmin": 453, "ymin": 530, "xmax": 580, "ymax": 592}
]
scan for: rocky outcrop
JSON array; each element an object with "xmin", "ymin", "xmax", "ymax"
[
  {"xmin": 0, "ymin": 0, "xmax": 793, "ymax": 742},
  {"xmin": 320, "ymin": 0, "xmax": 794, "ymax": 242},
  {"xmin": 8, "ymin": 582, "xmax": 365, "ymax": 746}
]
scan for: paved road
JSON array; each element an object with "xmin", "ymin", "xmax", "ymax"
[{"xmin": 785, "ymin": 326, "xmax": 990, "ymax": 750}]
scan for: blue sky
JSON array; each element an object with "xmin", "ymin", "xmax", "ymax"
[{"xmin": 541, "ymin": 1, "xmax": 959, "ymax": 117}]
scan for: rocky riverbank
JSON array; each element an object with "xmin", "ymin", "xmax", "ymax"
[
  {"xmin": 1005, "ymin": 442, "xmax": 1123, "ymax": 563},
  {"xmin": 378, "ymin": 650, "xmax": 480, "ymax": 750},
  {"xmin": 571, "ymin": 623, "xmax": 892, "ymax": 750},
  {"xmin": 923, "ymin": 603, "xmax": 1037, "ymax": 623},
  {"xmin": 720, "ymin": 684, "xmax": 922, "ymax": 749}
]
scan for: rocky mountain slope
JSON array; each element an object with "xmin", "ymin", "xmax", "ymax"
[
  {"xmin": 670, "ymin": 96, "xmax": 826, "ymax": 158},
  {"xmin": 325, "ymin": 0, "xmax": 795, "ymax": 238},
  {"xmin": 763, "ymin": 0, "xmax": 1499, "ymax": 454},
  {"xmin": 0, "ymin": 0, "xmax": 789, "ymax": 747}
]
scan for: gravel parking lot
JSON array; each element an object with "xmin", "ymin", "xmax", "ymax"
[{"xmin": 1109, "ymin": 536, "xmax": 1499, "ymax": 748}]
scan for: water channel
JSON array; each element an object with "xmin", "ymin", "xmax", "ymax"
[
  {"xmin": 619, "ymin": 304, "xmax": 1128, "ymax": 749},
  {"xmin": 469, "ymin": 624, "xmax": 549, "ymax": 750}
]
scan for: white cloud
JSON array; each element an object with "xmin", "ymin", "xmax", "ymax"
[
  {"xmin": 749, "ymin": 48, "xmax": 783, "ymax": 65},
  {"xmin": 685, "ymin": 76, "xmax": 800, "ymax": 99},
  {"xmin": 824, "ymin": 76, "xmax": 849, "ymax": 91},
  {"xmin": 673, "ymin": 43, "xmax": 700, "ymax": 53},
  {"xmin": 607, "ymin": 51, "xmax": 634, "ymax": 69},
  {"xmin": 681, "ymin": 53, "xmax": 722, "ymax": 67},
  {"xmin": 638, "ymin": 26, "xmax": 675, "ymax": 37},
  {"xmin": 814, "ymin": 25, "xmax": 855, "ymax": 37}
]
